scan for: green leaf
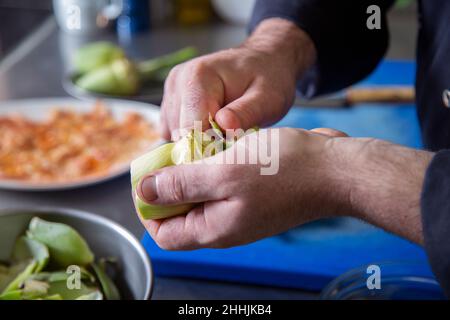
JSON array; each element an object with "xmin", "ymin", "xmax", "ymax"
[
  {"xmin": 31, "ymin": 268, "xmax": 95, "ymax": 284},
  {"xmin": 1, "ymin": 261, "xmax": 37, "ymax": 294},
  {"xmin": 42, "ymin": 294, "xmax": 63, "ymax": 300},
  {"xmin": 91, "ymin": 262, "xmax": 120, "ymax": 300},
  {"xmin": 76, "ymin": 290, "xmax": 103, "ymax": 300},
  {"xmin": 46, "ymin": 280, "xmax": 99, "ymax": 300},
  {"xmin": 0, "ymin": 263, "xmax": 22, "ymax": 292},
  {"xmin": 12, "ymin": 236, "xmax": 49, "ymax": 273},
  {"xmin": 27, "ymin": 218, "xmax": 94, "ymax": 267},
  {"xmin": 21, "ymin": 279, "xmax": 49, "ymax": 299},
  {"xmin": 0, "ymin": 290, "xmax": 22, "ymax": 300}
]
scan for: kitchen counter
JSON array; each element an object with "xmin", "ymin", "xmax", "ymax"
[{"xmin": 0, "ymin": 18, "xmax": 317, "ymax": 300}]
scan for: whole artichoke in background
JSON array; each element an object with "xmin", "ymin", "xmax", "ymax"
[{"xmin": 73, "ymin": 42, "xmax": 198, "ymax": 96}]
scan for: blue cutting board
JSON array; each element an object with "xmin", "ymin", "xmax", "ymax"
[{"xmin": 142, "ymin": 60, "xmax": 433, "ymax": 291}]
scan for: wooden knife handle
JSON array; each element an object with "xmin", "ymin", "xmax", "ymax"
[{"xmin": 345, "ymin": 86, "xmax": 415, "ymax": 104}]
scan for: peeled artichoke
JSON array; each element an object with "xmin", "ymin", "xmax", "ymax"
[{"xmin": 131, "ymin": 116, "xmax": 229, "ymax": 220}]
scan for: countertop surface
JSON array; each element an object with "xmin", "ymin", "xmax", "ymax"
[{"xmin": 0, "ymin": 18, "xmax": 317, "ymax": 300}]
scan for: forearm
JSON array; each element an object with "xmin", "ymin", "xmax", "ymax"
[
  {"xmin": 244, "ymin": 18, "xmax": 316, "ymax": 82},
  {"xmin": 328, "ymin": 138, "xmax": 434, "ymax": 244}
]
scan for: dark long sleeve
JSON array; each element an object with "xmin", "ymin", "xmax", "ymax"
[
  {"xmin": 249, "ymin": 0, "xmax": 394, "ymax": 97},
  {"xmin": 251, "ymin": 0, "xmax": 450, "ymax": 297},
  {"xmin": 421, "ymin": 151, "xmax": 450, "ymax": 297},
  {"xmin": 416, "ymin": 0, "xmax": 450, "ymax": 296}
]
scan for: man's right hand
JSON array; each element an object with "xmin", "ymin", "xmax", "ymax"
[{"xmin": 160, "ymin": 18, "xmax": 317, "ymax": 140}]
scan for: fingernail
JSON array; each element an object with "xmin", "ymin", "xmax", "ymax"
[{"xmin": 139, "ymin": 176, "xmax": 158, "ymax": 202}]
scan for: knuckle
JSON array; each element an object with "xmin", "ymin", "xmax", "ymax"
[
  {"xmin": 224, "ymin": 165, "xmax": 241, "ymax": 181},
  {"xmin": 162, "ymin": 171, "xmax": 186, "ymax": 203},
  {"xmin": 160, "ymin": 95, "xmax": 170, "ymax": 110},
  {"xmin": 183, "ymin": 83, "xmax": 202, "ymax": 111},
  {"xmin": 189, "ymin": 60, "xmax": 209, "ymax": 77},
  {"xmin": 165, "ymin": 66, "xmax": 181, "ymax": 89},
  {"xmin": 168, "ymin": 63, "xmax": 182, "ymax": 78},
  {"xmin": 161, "ymin": 97, "xmax": 176, "ymax": 116},
  {"xmin": 216, "ymin": 166, "xmax": 244, "ymax": 195}
]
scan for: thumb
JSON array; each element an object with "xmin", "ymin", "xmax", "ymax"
[
  {"xmin": 310, "ymin": 128, "xmax": 349, "ymax": 138},
  {"xmin": 215, "ymin": 86, "xmax": 287, "ymax": 130},
  {"xmin": 215, "ymin": 90, "xmax": 273, "ymax": 130},
  {"xmin": 137, "ymin": 164, "xmax": 225, "ymax": 206}
]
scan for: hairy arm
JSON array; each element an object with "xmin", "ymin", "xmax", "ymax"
[{"xmin": 328, "ymin": 138, "xmax": 434, "ymax": 244}]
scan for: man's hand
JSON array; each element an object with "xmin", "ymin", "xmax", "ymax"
[
  {"xmin": 136, "ymin": 128, "xmax": 351, "ymax": 250},
  {"xmin": 136, "ymin": 128, "xmax": 433, "ymax": 250},
  {"xmin": 160, "ymin": 18, "xmax": 316, "ymax": 140}
]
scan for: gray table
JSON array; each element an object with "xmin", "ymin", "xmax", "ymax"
[{"xmin": 0, "ymin": 18, "xmax": 316, "ymax": 300}]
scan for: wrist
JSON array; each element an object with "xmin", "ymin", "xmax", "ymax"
[
  {"xmin": 244, "ymin": 18, "xmax": 316, "ymax": 81},
  {"xmin": 326, "ymin": 137, "xmax": 433, "ymax": 243}
]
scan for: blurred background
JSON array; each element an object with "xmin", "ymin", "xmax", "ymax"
[{"xmin": 0, "ymin": 0, "xmax": 417, "ymax": 60}]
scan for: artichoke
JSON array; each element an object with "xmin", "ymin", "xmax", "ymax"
[
  {"xmin": 73, "ymin": 42, "xmax": 198, "ymax": 96},
  {"xmin": 131, "ymin": 115, "xmax": 247, "ymax": 220},
  {"xmin": 73, "ymin": 41, "xmax": 125, "ymax": 75}
]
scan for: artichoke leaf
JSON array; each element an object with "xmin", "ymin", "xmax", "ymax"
[
  {"xmin": 27, "ymin": 217, "xmax": 94, "ymax": 267},
  {"xmin": 1, "ymin": 260, "xmax": 37, "ymax": 294},
  {"xmin": 91, "ymin": 262, "xmax": 120, "ymax": 300},
  {"xmin": 12, "ymin": 236, "xmax": 49, "ymax": 273},
  {"xmin": 31, "ymin": 267, "xmax": 95, "ymax": 284},
  {"xmin": 42, "ymin": 294, "xmax": 63, "ymax": 300},
  {"xmin": 76, "ymin": 290, "xmax": 103, "ymax": 300},
  {"xmin": 47, "ymin": 280, "xmax": 99, "ymax": 300},
  {"xmin": 0, "ymin": 290, "xmax": 22, "ymax": 300},
  {"xmin": 20, "ymin": 279, "xmax": 49, "ymax": 300}
]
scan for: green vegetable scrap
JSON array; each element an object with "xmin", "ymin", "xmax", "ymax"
[
  {"xmin": 27, "ymin": 217, "xmax": 94, "ymax": 267},
  {"xmin": 0, "ymin": 218, "xmax": 121, "ymax": 300}
]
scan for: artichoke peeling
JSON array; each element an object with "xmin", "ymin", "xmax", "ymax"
[{"xmin": 131, "ymin": 116, "xmax": 251, "ymax": 220}]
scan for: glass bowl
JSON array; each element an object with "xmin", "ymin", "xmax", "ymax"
[{"xmin": 321, "ymin": 262, "xmax": 446, "ymax": 300}]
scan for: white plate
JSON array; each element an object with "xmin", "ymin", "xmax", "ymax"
[{"xmin": 0, "ymin": 97, "xmax": 162, "ymax": 191}]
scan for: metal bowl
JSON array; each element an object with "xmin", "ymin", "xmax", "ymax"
[{"xmin": 0, "ymin": 207, "xmax": 153, "ymax": 300}]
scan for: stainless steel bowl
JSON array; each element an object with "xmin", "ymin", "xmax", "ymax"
[{"xmin": 0, "ymin": 207, "xmax": 153, "ymax": 300}]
